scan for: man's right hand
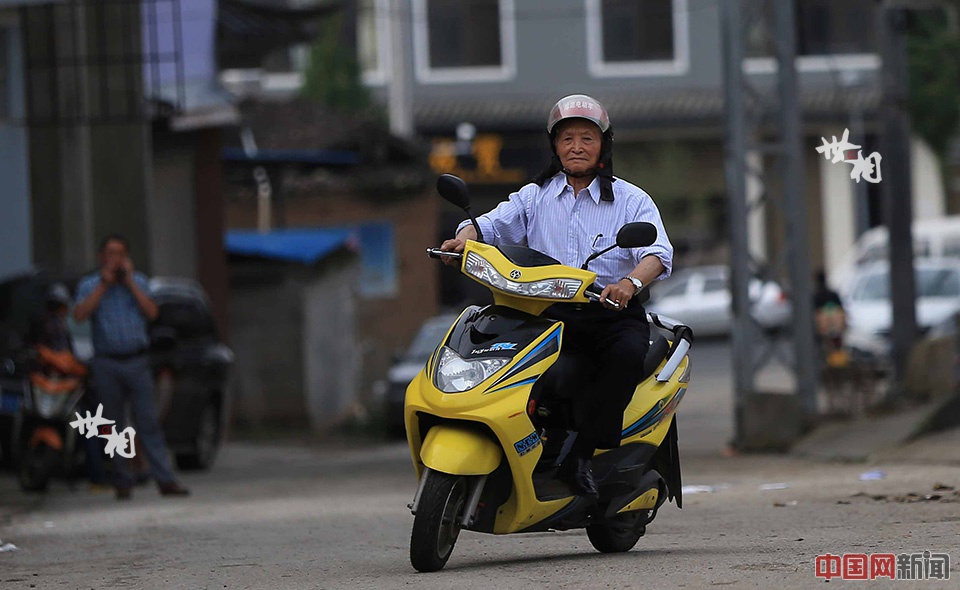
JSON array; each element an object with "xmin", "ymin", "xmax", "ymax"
[
  {"xmin": 439, "ymin": 239, "xmax": 466, "ymax": 267},
  {"xmin": 100, "ymin": 266, "xmax": 117, "ymax": 285}
]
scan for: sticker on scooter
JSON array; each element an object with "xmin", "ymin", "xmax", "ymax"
[
  {"xmin": 471, "ymin": 342, "xmax": 519, "ymax": 355},
  {"xmin": 513, "ymin": 431, "xmax": 541, "ymax": 456}
]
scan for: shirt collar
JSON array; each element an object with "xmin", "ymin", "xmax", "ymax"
[{"xmin": 551, "ymin": 173, "xmax": 604, "ymax": 204}]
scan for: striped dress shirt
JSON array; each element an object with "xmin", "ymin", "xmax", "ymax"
[{"xmin": 458, "ymin": 173, "xmax": 673, "ymax": 288}]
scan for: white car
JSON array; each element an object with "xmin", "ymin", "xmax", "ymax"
[
  {"xmin": 646, "ymin": 265, "xmax": 792, "ymax": 337},
  {"xmin": 843, "ymin": 259, "xmax": 960, "ymax": 357}
]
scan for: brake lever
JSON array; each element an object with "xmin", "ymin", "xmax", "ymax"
[{"xmin": 584, "ymin": 290, "xmax": 622, "ymax": 310}]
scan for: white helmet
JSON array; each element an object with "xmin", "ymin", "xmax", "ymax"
[{"xmin": 546, "ymin": 94, "xmax": 611, "ymax": 135}]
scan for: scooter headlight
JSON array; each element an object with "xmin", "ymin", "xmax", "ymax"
[
  {"xmin": 434, "ymin": 347, "xmax": 509, "ymax": 393},
  {"xmin": 464, "ymin": 252, "xmax": 582, "ymax": 299}
]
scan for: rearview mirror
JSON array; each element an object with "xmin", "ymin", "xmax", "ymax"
[
  {"xmin": 436, "ymin": 174, "xmax": 470, "ymax": 210},
  {"xmin": 437, "ymin": 174, "xmax": 485, "ymax": 243},
  {"xmin": 616, "ymin": 222, "xmax": 657, "ymax": 249}
]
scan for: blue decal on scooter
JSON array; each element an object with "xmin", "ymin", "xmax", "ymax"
[
  {"xmin": 484, "ymin": 376, "xmax": 540, "ymax": 395},
  {"xmin": 485, "ymin": 327, "xmax": 562, "ymax": 392},
  {"xmin": 471, "ymin": 342, "xmax": 519, "ymax": 355},
  {"xmin": 513, "ymin": 431, "xmax": 541, "ymax": 456},
  {"xmin": 620, "ymin": 388, "xmax": 686, "ymax": 439}
]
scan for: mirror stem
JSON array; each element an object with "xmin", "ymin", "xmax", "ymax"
[
  {"xmin": 464, "ymin": 206, "xmax": 484, "ymax": 244},
  {"xmin": 581, "ymin": 244, "xmax": 617, "ymax": 270}
]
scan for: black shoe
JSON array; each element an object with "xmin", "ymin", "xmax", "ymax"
[
  {"xmin": 158, "ymin": 481, "xmax": 190, "ymax": 497},
  {"xmin": 557, "ymin": 457, "xmax": 599, "ymax": 499},
  {"xmin": 115, "ymin": 486, "xmax": 132, "ymax": 501}
]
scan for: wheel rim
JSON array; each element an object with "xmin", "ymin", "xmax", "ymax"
[
  {"xmin": 437, "ymin": 479, "xmax": 466, "ymax": 558},
  {"xmin": 196, "ymin": 404, "xmax": 218, "ymax": 464}
]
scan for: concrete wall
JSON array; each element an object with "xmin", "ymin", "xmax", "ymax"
[
  {"xmin": 228, "ymin": 261, "xmax": 308, "ymax": 429},
  {"xmin": 303, "ymin": 259, "xmax": 360, "ymax": 430},
  {"xmin": 0, "ymin": 21, "xmax": 31, "ymax": 280},
  {"xmin": 227, "ymin": 190, "xmax": 440, "ymax": 403},
  {"xmin": 228, "ymin": 252, "xmax": 361, "ymax": 431},
  {"xmin": 912, "ymin": 137, "xmax": 946, "ymax": 221},
  {"xmin": 150, "ymin": 131, "xmax": 199, "ymax": 280}
]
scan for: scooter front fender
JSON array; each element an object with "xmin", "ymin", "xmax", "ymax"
[{"xmin": 420, "ymin": 425, "xmax": 502, "ymax": 476}]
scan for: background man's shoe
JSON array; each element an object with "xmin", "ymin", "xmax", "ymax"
[
  {"xmin": 115, "ymin": 486, "xmax": 132, "ymax": 500},
  {"xmin": 158, "ymin": 481, "xmax": 190, "ymax": 496},
  {"xmin": 557, "ymin": 457, "xmax": 599, "ymax": 499}
]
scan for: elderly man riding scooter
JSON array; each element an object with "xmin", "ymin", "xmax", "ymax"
[{"xmin": 440, "ymin": 94, "xmax": 673, "ymax": 498}]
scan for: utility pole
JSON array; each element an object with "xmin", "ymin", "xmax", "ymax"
[
  {"xmin": 388, "ymin": 0, "xmax": 414, "ymax": 138},
  {"xmin": 879, "ymin": 2, "xmax": 918, "ymax": 388},
  {"xmin": 721, "ymin": 0, "xmax": 818, "ymax": 446}
]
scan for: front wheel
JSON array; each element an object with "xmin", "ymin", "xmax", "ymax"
[
  {"xmin": 409, "ymin": 472, "xmax": 467, "ymax": 572},
  {"xmin": 19, "ymin": 443, "xmax": 55, "ymax": 493},
  {"xmin": 586, "ymin": 510, "xmax": 648, "ymax": 553}
]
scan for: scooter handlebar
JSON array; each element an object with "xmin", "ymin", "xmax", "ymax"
[
  {"xmin": 584, "ymin": 284, "xmax": 622, "ymax": 310},
  {"xmin": 426, "ymin": 247, "xmax": 463, "ymax": 261}
]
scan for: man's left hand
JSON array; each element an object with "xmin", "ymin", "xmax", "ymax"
[
  {"xmin": 122, "ymin": 257, "xmax": 135, "ymax": 286},
  {"xmin": 600, "ymin": 279, "xmax": 636, "ymax": 311}
]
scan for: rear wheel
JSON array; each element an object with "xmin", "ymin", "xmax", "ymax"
[
  {"xmin": 409, "ymin": 472, "xmax": 467, "ymax": 572},
  {"xmin": 586, "ymin": 510, "xmax": 648, "ymax": 553},
  {"xmin": 175, "ymin": 401, "xmax": 220, "ymax": 471}
]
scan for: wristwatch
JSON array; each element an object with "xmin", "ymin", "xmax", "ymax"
[{"xmin": 621, "ymin": 276, "xmax": 644, "ymax": 298}]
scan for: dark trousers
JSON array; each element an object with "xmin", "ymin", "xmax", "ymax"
[
  {"xmin": 90, "ymin": 356, "xmax": 177, "ymax": 487},
  {"xmin": 541, "ymin": 302, "xmax": 651, "ymax": 450}
]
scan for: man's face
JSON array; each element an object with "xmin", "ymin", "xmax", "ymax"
[
  {"xmin": 100, "ymin": 239, "xmax": 128, "ymax": 271},
  {"xmin": 554, "ymin": 119, "xmax": 602, "ymax": 176}
]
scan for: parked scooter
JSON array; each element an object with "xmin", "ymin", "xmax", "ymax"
[
  {"xmin": 404, "ymin": 175, "xmax": 694, "ymax": 572},
  {"xmin": 15, "ymin": 345, "xmax": 88, "ymax": 492}
]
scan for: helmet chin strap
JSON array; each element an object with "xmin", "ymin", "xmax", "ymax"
[{"xmin": 562, "ymin": 167, "xmax": 598, "ymax": 179}]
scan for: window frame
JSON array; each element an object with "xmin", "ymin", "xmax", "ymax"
[
  {"xmin": 585, "ymin": 0, "xmax": 690, "ymax": 78},
  {"xmin": 412, "ymin": 0, "xmax": 517, "ymax": 84}
]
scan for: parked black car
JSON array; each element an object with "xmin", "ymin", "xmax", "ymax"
[{"xmin": 0, "ymin": 271, "xmax": 233, "ymax": 472}]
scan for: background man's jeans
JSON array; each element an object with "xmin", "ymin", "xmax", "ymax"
[{"xmin": 90, "ymin": 356, "xmax": 176, "ymax": 487}]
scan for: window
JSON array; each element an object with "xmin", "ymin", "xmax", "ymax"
[
  {"xmin": 796, "ymin": 0, "xmax": 877, "ymax": 57},
  {"xmin": 413, "ymin": 0, "xmax": 516, "ymax": 83},
  {"xmin": 702, "ymin": 277, "xmax": 727, "ymax": 294},
  {"xmin": 358, "ymin": 0, "xmax": 389, "ymax": 84},
  {"xmin": 744, "ymin": 0, "xmax": 878, "ymax": 73},
  {"xmin": 942, "ymin": 238, "xmax": 960, "ymax": 258},
  {"xmin": 587, "ymin": 0, "xmax": 689, "ymax": 77},
  {"xmin": 651, "ymin": 277, "xmax": 689, "ymax": 300}
]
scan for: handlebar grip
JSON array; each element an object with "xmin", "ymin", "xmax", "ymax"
[
  {"xmin": 584, "ymin": 284, "xmax": 621, "ymax": 310},
  {"xmin": 426, "ymin": 248, "xmax": 463, "ymax": 261}
]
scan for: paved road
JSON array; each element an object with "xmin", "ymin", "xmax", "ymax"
[
  {"xmin": 2, "ymin": 439, "xmax": 959, "ymax": 589},
  {"xmin": 3, "ymin": 338, "xmax": 957, "ymax": 588}
]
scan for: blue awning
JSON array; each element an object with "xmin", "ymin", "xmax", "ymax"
[{"xmin": 225, "ymin": 228, "xmax": 355, "ymax": 264}]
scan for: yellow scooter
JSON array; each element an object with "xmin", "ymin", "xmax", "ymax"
[{"xmin": 405, "ymin": 175, "xmax": 693, "ymax": 572}]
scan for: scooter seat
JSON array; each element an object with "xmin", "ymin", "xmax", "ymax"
[{"xmin": 641, "ymin": 335, "xmax": 670, "ymax": 382}]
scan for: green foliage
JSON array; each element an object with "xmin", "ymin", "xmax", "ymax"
[
  {"xmin": 908, "ymin": 11, "xmax": 960, "ymax": 157},
  {"xmin": 302, "ymin": 15, "xmax": 373, "ymax": 113}
]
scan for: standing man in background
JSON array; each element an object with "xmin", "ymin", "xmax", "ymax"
[{"xmin": 74, "ymin": 234, "xmax": 190, "ymax": 500}]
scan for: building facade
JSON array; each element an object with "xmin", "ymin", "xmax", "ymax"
[{"xmin": 222, "ymin": 0, "xmax": 955, "ymax": 295}]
